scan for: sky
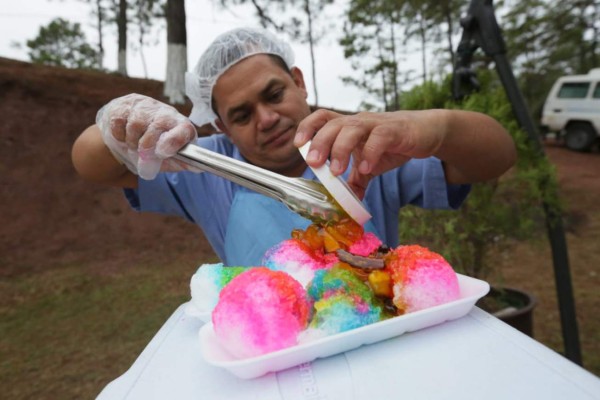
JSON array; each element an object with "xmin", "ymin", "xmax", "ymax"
[{"xmin": 0, "ymin": 0, "xmax": 367, "ymax": 111}]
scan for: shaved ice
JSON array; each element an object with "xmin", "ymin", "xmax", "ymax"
[
  {"xmin": 385, "ymin": 245, "xmax": 460, "ymax": 314},
  {"xmin": 191, "ymin": 220, "xmax": 462, "ymax": 359},
  {"xmin": 212, "ymin": 267, "xmax": 310, "ymax": 358},
  {"xmin": 302, "ymin": 267, "xmax": 383, "ymax": 339}
]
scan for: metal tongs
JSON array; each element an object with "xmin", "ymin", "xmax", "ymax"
[{"xmin": 174, "ymin": 143, "xmax": 346, "ymax": 222}]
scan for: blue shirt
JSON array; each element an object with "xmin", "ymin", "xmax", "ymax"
[{"xmin": 125, "ymin": 134, "xmax": 470, "ymax": 262}]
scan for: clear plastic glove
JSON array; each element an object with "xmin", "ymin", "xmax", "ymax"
[{"xmin": 96, "ymin": 93, "xmax": 198, "ymax": 180}]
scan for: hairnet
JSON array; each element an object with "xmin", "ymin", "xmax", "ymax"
[{"xmin": 185, "ymin": 27, "xmax": 295, "ymax": 127}]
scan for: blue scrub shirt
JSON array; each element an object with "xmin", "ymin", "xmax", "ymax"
[{"xmin": 124, "ymin": 134, "xmax": 470, "ymax": 264}]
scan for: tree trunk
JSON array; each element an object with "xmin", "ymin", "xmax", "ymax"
[
  {"xmin": 418, "ymin": 16, "xmax": 427, "ymax": 84},
  {"xmin": 136, "ymin": 0, "xmax": 148, "ymax": 78},
  {"xmin": 304, "ymin": 0, "xmax": 319, "ymax": 106},
  {"xmin": 164, "ymin": 0, "xmax": 187, "ymax": 105},
  {"xmin": 117, "ymin": 0, "xmax": 128, "ymax": 76},
  {"xmin": 389, "ymin": 15, "xmax": 400, "ymax": 111},
  {"xmin": 592, "ymin": 1, "xmax": 599, "ymax": 67},
  {"xmin": 95, "ymin": 0, "xmax": 104, "ymax": 69},
  {"xmin": 375, "ymin": 26, "xmax": 389, "ymax": 111},
  {"xmin": 443, "ymin": 1, "xmax": 455, "ymax": 73}
]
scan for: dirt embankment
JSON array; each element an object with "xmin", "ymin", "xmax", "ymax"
[{"xmin": 0, "ymin": 57, "xmax": 213, "ymax": 277}]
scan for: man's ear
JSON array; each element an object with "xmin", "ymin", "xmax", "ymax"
[
  {"xmin": 215, "ymin": 119, "xmax": 229, "ymax": 136},
  {"xmin": 290, "ymin": 67, "xmax": 308, "ymax": 98}
]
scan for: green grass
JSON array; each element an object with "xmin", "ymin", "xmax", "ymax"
[{"xmin": 0, "ymin": 263, "xmax": 191, "ymax": 400}]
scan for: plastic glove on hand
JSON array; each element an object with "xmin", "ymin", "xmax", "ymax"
[{"xmin": 96, "ymin": 93, "xmax": 198, "ymax": 180}]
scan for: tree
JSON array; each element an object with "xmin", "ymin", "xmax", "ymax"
[
  {"xmin": 78, "ymin": 0, "xmax": 129, "ymax": 75},
  {"xmin": 402, "ymin": 0, "xmax": 436, "ymax": 84},
  {"xmin": 501, "ymin": 0, "xmax": 600, "ymax": 117},
  {"xmin": 116, "ymin": 0, "xmax": 128, "ymax": 75},
  {"xmin": 164, "ymin": 0, "xmax": 187, "ymax": 104},
  {"xmin": 340, "ymin": 0, "xmax": 406, "ymax": 111},
  {"xmin": 26, "ymin": 18, "xmax": 100, "ymax": 69},
  {"xmin": 73, "ymin": 0, "xmax": 108, "ymax": 69},
  {"xmin": 77, "ymin": 0, "xmax": 165, "ymax": 77},
  {"xmin": 75, "ymin": 0, "xmax": 110, "ymax": 69},
  {"xmin": 435, "ymin": 0, "xmax": 463, "ymax": 70},
  {"xmin": 131, "ymin": 0, "xmax": 165, "ymax": 78},
  {"xmin": 220, "ymin": 0, "xmax": 335, "ymax": 106}
]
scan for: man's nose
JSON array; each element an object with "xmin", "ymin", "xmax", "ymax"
[{"xmin": 256, "ymin": 103, "xmax": 279, "ymax": 131}]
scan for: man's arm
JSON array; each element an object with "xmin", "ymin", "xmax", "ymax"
[
  {"xmin": 72, "ymin": 124, "xmax": 138, "ymax": 188},
  {"xmin": 295, "ymin": 109, "xmax": 516, "ymax": 198},
  {"xmin": 428, "ymin": 109, "xmax": 516, "ymax": 185}
]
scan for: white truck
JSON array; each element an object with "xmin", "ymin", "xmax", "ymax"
[{"xmin": 540, "ymin": 68, "xmax": 600, "ymax": 151}]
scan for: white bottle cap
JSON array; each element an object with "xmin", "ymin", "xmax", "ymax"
[{"xmin": 298, "ymin": 142, "xmax": 372, "ymax": 225}]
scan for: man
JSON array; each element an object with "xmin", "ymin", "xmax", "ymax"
[{"xmin": 72, "ymin": 27, "xmax": 516, "ymax": 266}]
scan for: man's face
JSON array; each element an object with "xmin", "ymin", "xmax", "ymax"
[{"xmin": 212, "ymin": 55, "xmax": 312, "ymax": 176}]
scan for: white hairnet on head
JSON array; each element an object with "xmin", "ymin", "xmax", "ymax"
[{"xmin": 185, "ymin": 27, "xmax": 295, "ymax": 127}]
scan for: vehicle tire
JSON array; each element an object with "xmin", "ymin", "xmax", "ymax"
[{"xmin": 564, "ymin": 123, "xmax": 597, "ymax": 152}]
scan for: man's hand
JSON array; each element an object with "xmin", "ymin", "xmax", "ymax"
[
  {"xmin": 97, "ymin": 93, "xmax": 197, "ymax": 180},
  {"xmin": 294, "ymin": 108, "xmax": 516, "ymax": 198},
  {"xmin": 295, "ymin": 109, "xmax": 449, "ymax": 197}
]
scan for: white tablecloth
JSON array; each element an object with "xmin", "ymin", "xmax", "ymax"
[{"xmin": 97, "ymin": 303, "xmax": 600, "ymax": 400}]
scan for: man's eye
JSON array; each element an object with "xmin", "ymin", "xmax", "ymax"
[
  {"xmin": 232, "ymin": 113, "xmax": 250, "ymax": 124},
  {"xmin": 269, "ymin": 89, "xmax": 284, "ymax": 102}
]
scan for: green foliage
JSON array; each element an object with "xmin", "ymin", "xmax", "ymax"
[
  {"xmin": 400, "ymin": 77, "xmax": 452, "ymax": 109},
  {"xmin": 26, "ymin": 18, "xmax": 100, "ymax": 69},
  {"xmin": 399, "ymin": 71, "xmax": 561, "ymax": 279}
]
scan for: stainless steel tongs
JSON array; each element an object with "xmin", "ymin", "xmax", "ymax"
[{"xmin": 174, "ymin": 143, "xmax": 346, "ymax": 222}]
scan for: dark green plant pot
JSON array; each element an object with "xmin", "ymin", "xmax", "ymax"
[{"xmin": 476, "ymin": 286, "xmax": 537, "ymax": 337}]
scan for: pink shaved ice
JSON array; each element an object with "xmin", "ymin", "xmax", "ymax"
[
  {"xmin": 262, "ymin": 239, "xmax": 338, "ymax": 286},
  {"xmin": 386, "ymin": 245, "xmax": 460, "ymax": 313},
  {"xmin": 212, "ymin": 267, "xmax": 311, "ymax": 359},
  {"xmin": 348, "ymin": 232, "xmax": 382, "ymax": 256}
]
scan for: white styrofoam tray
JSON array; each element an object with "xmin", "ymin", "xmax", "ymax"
[
  {"xmin": 199, "ymin": 273, "xmax": 489, "ymax": 379},
  {"xmin": 184, "ymin": 302, "xmax": 211, "ymax": 323}
]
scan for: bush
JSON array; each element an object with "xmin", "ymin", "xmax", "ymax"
[{"xmin": 398, "ymin": 72, "xmax": 560, "ymax": 279}]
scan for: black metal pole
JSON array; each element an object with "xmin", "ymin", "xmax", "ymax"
[
  {"xmin": 455, "ymin": 0, "xmax": 582, "ymax": 365},
  {"xmin": 493, "ymin": 53, "xmax": 582, "ymax": 366}
]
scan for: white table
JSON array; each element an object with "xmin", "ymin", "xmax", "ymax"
[{"xmin": 97, "ymin": 303, "xmax": 600, "ymax": 400}]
